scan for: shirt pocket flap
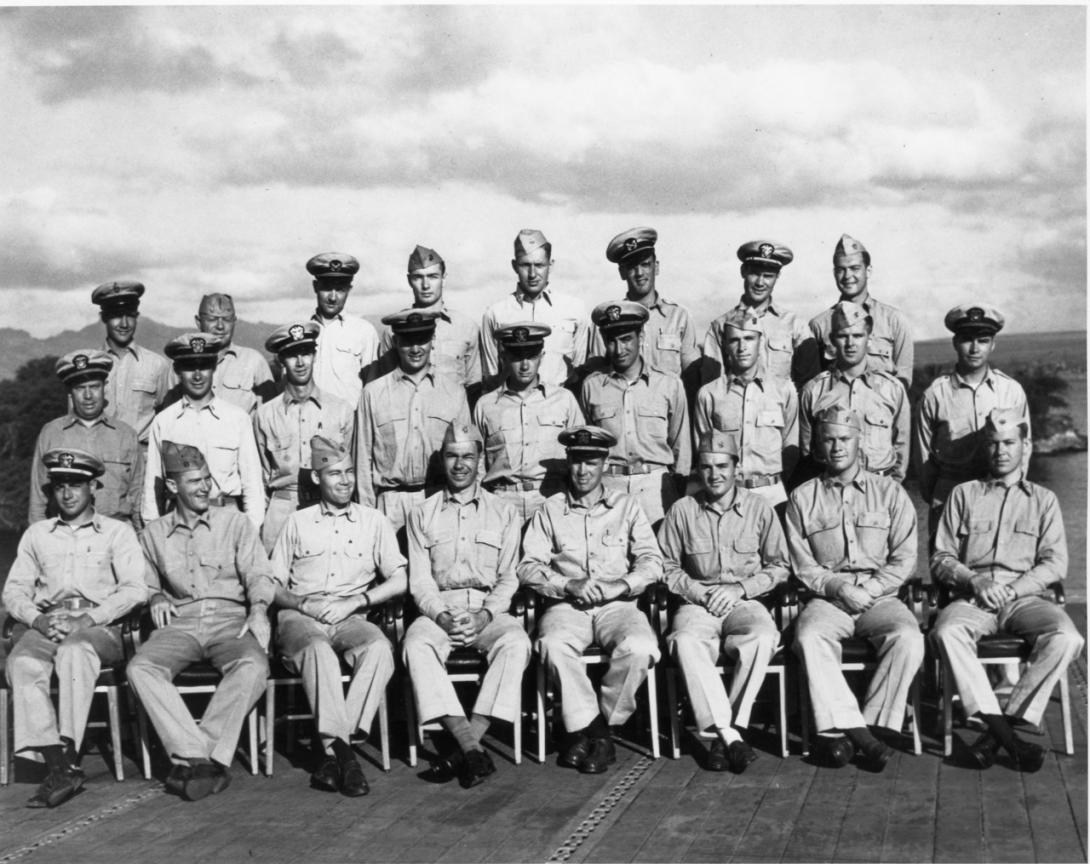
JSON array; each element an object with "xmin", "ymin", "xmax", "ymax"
[
  {"xmin": 656, "ymin": 333, "xmax": 682, "ymax": 350},
  {"xmin": 766, "ymin": 335, "xmax": 791, "ymax": 352},
  {"xmin": 733, "ymin": 537, "xmax": 759, "ymax": 554},
  {"xmin": 864, "ymin": 410, "xmax": 891, "ymax": 428},
  {"xmin": 601, "ymin": 530, "xmax": 627, "ymax": 546},
  {"xmin": 756, "ymin": 410, "xmax": 783, "ymax": 428},
  {"xmin": 637, "ymin": 406, "xmax": 668, "ymax": 420},
  {"xmin": 1013, "ymin": 519, "xmax": 1037, "ymax": 536},
  {"xmin": 968, "ymin": 519, "xmax": 993, "ymax": 534},
  {"xmin": 475, "ymin": 530, "xmax": 502, "ymax": 548},
  {"xmin": 131, "ymin": 377, "xmax": 158, "ymax": 394},
  {"xmin": 686, "ymin": 540, "xmax": 714, "ymax": 555},
  {"xmin": 856, "ymin": 511, "xmax": 891, "ymax": 530},
  {"xmin": 376, "ymin": 412, "xmax": 407, "ymax": 427},
  {"xmin": 592, "ymin": 405, "xmax": 618, "ymax": 421},
  {"xmin": 425, "ymin": 532, "xmax": 455, "ymax": 549},
  {"xmin": 807, "ymin": 517, "xmax": 840, "ymax": 537}
]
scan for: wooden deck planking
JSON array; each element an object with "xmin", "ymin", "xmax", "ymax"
[
  {"xmin": 879, "ymin": 746, "xmax": 942, "ymax": 863},
  {"xmin": 729, "ymin": 753, "xmax": 819, "ymax": 862},
  {"xmin": 780, "ymin": 754, "xmax": 857, "ymax": 862},
  {"xmin": 830, "ymin": 753, "xmax": 899, "ymax": 863},
  {"xmin": 933, "ymin": 739, "xmax": 986, "ymax": 863}
]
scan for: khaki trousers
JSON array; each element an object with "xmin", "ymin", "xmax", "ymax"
[
  {"xmin": 602, "ymin": 468, "xmax": 676, "ymax": 526},
  {"xmin": 261, "ymin": 493, "xmax": 299, "ymax": 554},
  {"xmin": 932, "ymin": 596, "xmax": 1084, "ymax": 725},
  {"xmin": 376, "ymin": 488, "xmax": 428, "ymax": 533}
]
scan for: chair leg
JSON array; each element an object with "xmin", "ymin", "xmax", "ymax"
[
  {"xmin": 404, "ymin": 679, "xmax": 418, "ymax": 768},
  {"xmin": 942, "ymin": 656, "xmax": 954, "ymax": 757},
  {"xmin": 536, "ymin": 659, "xmax": 547, "ymax": 765},
  {"xmin": 378, "ymin": 693, "xmax": 391, "ymax": 772},
  {"xmin": 135, "ymin": 700, "xmax": 152, "ymax": 780},
  {"xmin": 1, "ymin": 687, "xmax": 11, "ymax": 786},
  {"xmin": 646, "ymin": 664, "xmax": 660, "ymax": 759},
  {"xmin": 1059, "ymin": 670, "xmax": 1074, "ymax": 755},
  {"xmin": 909, "ymin": 676, "xmax": 922, "ymax": 756},
  {"xmin": 665, "ymin": 668, "xmax": 681, "ymax": 760},
  {"xmin": 776, "ymin": 666, "xmax": 789, "ymax": 759},
  {"xmin": 247, "ymin": 707, "xmax": 258, "ymax": 776},
  {"xmin": 264, "ymin": 682, "xmax": 275, "ymax": 777},
  {"xmin": 797, "ymin": 660, "xmax": 811, "ymax": 757},
  {"xmin": 513, "ymin": 684, "xmax": 523, "ymax": 766},
  {"xmin": 105, "ymin": 685, "xmax": 124, "ymax": 782}
]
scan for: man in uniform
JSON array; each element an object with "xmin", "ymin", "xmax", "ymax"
[
  {"xmin": 700, "ymin": 241, "xmax": 809, "ymax": 387},
  {"xmin": 581, "ymin": 301, "xmax": 690, "ymax": 527},
  {"xmin": 29, "ymin": 350, "xmax": 143, "ymax": 527},
  {"xmin": 519, "ymin": 426, "xmax": 663, "ymax": 774},
  {"xmin": 375, "ymin": 245, "xmax": 481, "ymax": 395},
  {"xmin": 194, "ymin": 293, "xmax": 275, "ymax": 415},
  {"xmin": 480, "ymin": 229, "xmax": 589, "ymax": 389},
  {"xmin": 806, "ymin": 235, "xmax": 913, "ymax": 389},
  {"xmin": 587, "ymin": 228, "xmax": 700, "ymax": 390},
  {"xmin": 270, "ymin": 436, "xmax": 407, "ymax": 796},
  {"xmin": 659, "ymin": 432, "xmax": 789, "ymax": 772},
  {"xmin": 256, "ymin": 322, "xmax": 355, "ymax": 552},
  {"xmin": 4, "ymin": 448, "xmax": 145, "ymax": 808},
  {"xmin": 129, "ymin": 443, "xmax": 273, "ymax": 801},
  {"xmin": 694, "ymin": 308, "xmax": 799, "ymax": 508},
  {"xmin": 473, "ymin": 323, "xmax": 584, "ymax": 522},
  {"xmin": 799, "ymin": 301, "xmax": 908, "ymax": 482},
  {"xmin": 403, "ymin": 422, "xmax": 530, "ymax": 787},
  {"xmin": 914, "ymin": 304, "xmax": 1029, "ymax": 539},
  {"xmin": 786, "ymin": 407, "xmax": 923, "ymax": 771},
  {"xmin": 92, "ymin": 280, "xmax": 172, "ymax": 448},
  {"xmin": 143, "ymin": 333, "xmax": 264, "ymax": 528},
  {"xmin": 930, "ymin": 408, "xmax": 1081, "ymax": 772},
  {"xmin": 307, "ymin": 252, "xmax": 380, "ymax": 405},
  {"xmin": 356, "ymin": 309, "xmax": 470, "ymax": 532}
]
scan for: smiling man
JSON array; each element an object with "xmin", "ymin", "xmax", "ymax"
[{"xmin": 194, "ymin": 293, "xmax": 275, "ymax": 415}]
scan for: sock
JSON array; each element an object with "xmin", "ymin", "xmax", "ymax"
[
  {"xmin": 40, "ymin": 745, "xmax": 65, "ymax": 770},
  {"xmin": 330, "ymin": 738, "xmax": 355, "ymax": 764},
  {"xmin": 582, "ymin": 715, "xmax": 609, "ymax": 740},
  {"xmin": 980, "ymin": 713, "xmax": 1017, "ymax": 751},
  {"xmin": 60, "ymin": 737, "xmax": 78, "ymax": 768},
  {"xmin": 440, "ymin": 715, "xmax": 480, "ymax": 753},
  {"xmin": 844, "ymin": 726, "xmax": 881, "ymax": 753},
  {"xmin": 469, "ymin": 713, "xmax": 491, "ymax": 743}
]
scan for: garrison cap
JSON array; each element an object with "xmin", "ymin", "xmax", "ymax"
[
  {"xmin": 723, "ymin": 307, "xmax": 762, "ymax": 334},
  {"xmin": 91, "ymin": 280, "xmax": 144, "ymax": 311},
  {"xmin": 265, "ymin": 321, "xmax": 320, "ymax": 355},
  {"xmin": 558, "ymin": 425, "xmax": 616, "ymax": 456},
  {"xmin": 833, "ymin": 234, "xmax": 868, "ymax": 260},
  {"xmin": 830, "ymin": 300, "xmax": 872, "ymax": 334},
  {"xmin": 382, "ymin": 307, "xmax": 440, "ymax": 336},
  {"xmin": 408, "ymin": 245, "xmax": 444, "ymax": 273},
  {"xmin": 591, "ymin": 300, "xmax": 649, "ymax": 335},
  {"xmin": 198, "ymin": 293, "xmax": 236, "ymax": 318},
  {"xmin": 310, "ymin": 435, "xmax": 351, "ymax": 471},
  {"xmin": 984, "ymin": 407, "xmax": 1028, "ymax": 439},
  {"xmin": 696, "ymin": 431, "xmax": 739, "ymax": 460},
  {"xmin": 606, "ymin": 227, "xmax": 657, "ymax": 264},
  {"xmin": 162, "ymin": 441, "xmax": 207, "ymax": 475},
  {"xmin": 43, "ymin": 447, "xmax": 105, "ymax": 480},
  {"xmin": 55, "ymin": 350, "xmax": 112, "ymax": 386},
  {"xmin": 737, "ymin": 240, "xmax": 793, "ymax": 269},
  {"xmin": 496, "ymin": 321, "xmax": 551, "ymax": 349},
  {"xmin": 164, "ymin": 332, "xmax": 225, "ymax": 363},
  {"xmin": 815, "ymin": 405, "xmax": 863, "ymax": 433},
  {"xmin": 307, "ymin": 252, "xmax": 359, "ymax": 282},
  {"xmin": 514, "ymin": 229, "xmax": 551, "ymax": 259},
  {"xmin": 442, "ymin": 420, "xmax": 484, "ymax": 452},
  {"xmin": 944, "ymin": 304, "xmax": 1005, "ymax": 336}
]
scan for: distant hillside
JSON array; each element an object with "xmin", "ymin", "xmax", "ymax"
[{"xmin": 914, "ymin": 330, "xmax": 1086, "ymax": 372}]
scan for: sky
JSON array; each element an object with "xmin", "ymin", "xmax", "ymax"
[{"xmin": 0, "ymin": 5, "xmax": 1085, "ymax": 341}]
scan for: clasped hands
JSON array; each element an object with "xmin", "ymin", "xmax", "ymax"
[
  {"xmin": 437, "ymin": 609, "xmax": 492, "ymax": 647},
  {"xmin": 565, "ymin": 578, "xmax": 628, "ymax": 609},
  {"xmin": 33, "ymin": 611, "xmax": 94, "ymax": 643}
]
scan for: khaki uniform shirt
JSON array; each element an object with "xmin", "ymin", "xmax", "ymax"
[
  {"xmin": 270, "ymin": 501, "xmax": 406, "ymax": 598},
  {"xmin": 930, "ymin": 476, "xmax": 1066, "ymax": 599},
  {"xmin": 587, "ymin": 295, "xmax": 700, "ymax": 379},
  {"xmin": 213, "ymin": 345, "xmax": 275, "ymax": 416},
  {"xmin": 377, "ymin": 303, "xmax": 481, "ymax": 387},
  {"xmin": 808, "ymin": 295, "xmax": 914, "ymax": 385},
  {"xmin": 102, "ymin": 341, "xmax": 173, "ymax": 445},
  {"xmin": 785, "ymin": 470, "xmax": 917, "ymax": 609},
  {"xmin": 701, "ymin": 299, "xmax": 810, "ymax": 387},
  {"xmin": 254, "ymin": 387, "xmax": 355, "ymax": 494},
  {"xmin": 140, "ymin": 507, "xmax": 275, "ymax": 607},
  {"xmin": 480, "ymin": 289, "xmax": 589, "ymax": 387},
  {"xmin": 473, "ymin": 382, "xmax": 584, "ymax": 486},
  {"xmin": 3, "ymin": 514, "xmax": 147, "ymax": 627},
  {"xmin": 408, "ymin": 484, "xmax": 520, "ymax": 620},
  {"xmin": 658, "ymin": 489, "xmax": 789, "ymax": 605},
  {"xmin": 800, "ymin": 368, "xmax": 909, "ymax": 480},
  {"xmin": 311, "ymin": 311, "xmax": 380, "ymax": 405},
  {"xmin": 694, "ymin": 374, "xmax": 799, "ymax": 478},
  {"xmin": 580, "ymin": 366, "xmax": 691, "ymax": 476},
  {"xmin": 29, "ymin": 414, "xmax": 142, "ymax": 524},
  {"xmin": 355, "ymin": 367, "xmax": 470, "ymax": 506},
  {"xmin": 518, "ymin": 487, "xmax": 663, "ymax": 599}
]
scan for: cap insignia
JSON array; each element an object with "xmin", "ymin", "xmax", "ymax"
[
  {"xmin": 606, "ymin": 305, "xmax": 622, "ymax": 322},
  {"xmin": 759, "ymin": 243, "xmax": 774, "ymax": 259},
  {"xmin": 73, "ymin": 354, "xmax": 88, "ymax": 370},
  {"xmin": 328, "ymin": 259, "xmax": 342, "ymax": 272},
  {"xmin": 574, "ymin": 430, "xmax": 592, "ymax": 446},
  {"xmin": 59, "ymin": 452, "xmax": 75, "ymax": 468},
  {"xmin": 288, "ymin": 324, "xmax": 305, "ymax": 342},
  {"xmin": 514, "ymin": 327, "xmax": 529, "ymax": 343},
  {"xmin": 967, "ymin": 307, "xmax": 984, "ymax": 322},
  {"xmin": 624, "ymin": 238, "xmax": 639, "ymax": 252},
  {"xmin": 407, "ymin": 312, "xmax": 423, "ymax": 325},
  {"xmin": 190, "ymin": 337, "xmax": 206, "ymax": 353}
]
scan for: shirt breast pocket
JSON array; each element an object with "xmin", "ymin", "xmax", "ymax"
[
  {"xmin": 425, "ymin": 532, "xmax": 456, "ymax": 575},
  {"xmin": 599, "ymin": 530, "xmax": 629, "ymax": 574},
  {"xmin": 1011, "ymin": 518, "xmax": 1039, "ymax": 557},
  {"xmin": 654, "ymin": 332, "xmax": 682, "ymax": 374},
  {"xmin": 637, "ymin": 405, "xmax": 668, "ymax": 440},
  {"xmin": 755, "ymin": 409, "xmax": 784, "ymax": 449},
  {"xmin": 729, "ymin": 536, "xmax": 761, "ymax": 575},
  {"xmin": 684, "ymin": 539, "xmax": 716, "ymax": 575},
  {"xmin": 866, "ymin": 335, "xmax": 894, "ymax": 365},
  {"xmin": 219, "ymin": 365, "xmax": 250, "ymax": 393},
  {"xmin": 854, "ymin": 511, "xmax": 891, "ymax": 558},
  {"xmin": 130, "ymin": 377, "xmax": 159, "ymax": 411},
  {"xmin": 863, "ymin": 409, "xmax": 893, "ymax": 450},
  {"xmin": 805, "ymin": 518, "xmax": 843, "ymax": 563},
  {"xmin": 551, "ymin": 320, "xmax": 577, "ymax": 355},
  {"xmin": 591, "ymin": 405, "xmax": 619, "ymax": 426},
  {"xmin": 474, "ymin": 530, "xmax": 503, "ymax": 577},
  {"xmin": 375, "ymin": 412, "xmax": 406, "ymax": 445}
]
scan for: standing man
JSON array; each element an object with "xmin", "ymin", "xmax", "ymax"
[
  {"xmin": 519, "ymin": 426, "xmax": 663, "ymax": 774},
  {"xmin": 930, "ymin": 408, "xmax": 1081, "ymax": 772},
  {"xmin": 307, "ymin": 252, "xmax": 380, "ymax": 405},
  {"xmin": 356, "ymin": 309, "xmax": 470, "ymax": 532},
  {"xmin": 91, "ymin": 280, "xmax": 172, "ymax": 448},
  {"xmin": 473, "ymin": 323, "xmax": 584, "ymax": 521},
  {"xmin": 806, "ymin": 235, "xmax": 913, "ymax": 388},
  {"xmin": 587, "ymin": 228, "xmax": 700, "ymax": 388},
  {"xmin": 255, "ymin": 322, "xmax": 355, "ymax": 552},
  {"xmin": 4, "ymin": 448, "xmax": 145, "ymax": 808},
  {"xmin": 194, "ymin": 293, "xmax": 275, "ymax": 415},
  {"xmin": 914, "ymin": 304, "xmax": 1029, "ymax": 539},
  {"xmin": 129, "ymin": 443, "xmax": 273, "ymax": 802},
  {"xmin": 480, "ymin": 229, "xmax": 589, "ymax": 389},
  {"xmin": 799, "ymin": 301, "xmax": 908, "ymax": 482},
  {"xmin": 581, "ymin": 301, "xmax": 690, "ymax": 526},
  {"xmin": 700, "ymin": 241, "xmax": 809, "ymax": 387},
  {"xmin": 29, "ymin": 350, "xmax": 142, "ymax": 527},
  {"xmin": 270, "ymin": 436, "xmax": 407, "ymax": 797},
  {"xmin": 786, "ymin": 407, "xmax": 923, "ymax": 771},
  {"xmin": 403, "ymin": 422, "xmax": 531, "ymax": 787},
  {"xmin": 659, "ymin": 432, "xmax": 789, "ymax": 772},
  {"xmin": 143, "ymin": 333, "xmax": 265, "ymax": 529},
  {"xmin": 375, "ymin": 245, "xmax": 481, "ymax": 394},
  {"xmin": 694, "ymin": 308, "xmax": 799, "ymax": 507}
]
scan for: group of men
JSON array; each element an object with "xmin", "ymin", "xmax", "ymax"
[{"xmin": 4, "ymin": 227, "xmax": 1082, "ymax": 811}]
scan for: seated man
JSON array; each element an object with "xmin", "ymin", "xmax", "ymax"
[
  {"xmin": 658, "ymin": 432, "xmax": 789, "ymax": 772},
  {"xmin": 518, "ymin": 426, "xmax": 663, "ymax": 774},
  {"xmin": 786, "ymin": 407, "xmax": 923, "ymax": 771},
  {"xmin": 4, "ymin": 448, "xmax": 145, "ymax": 808},
  {"xmin": 404, "ymin": 421, "xmax": 530, "ymax": 788},
  {"xmin": 269, "ymin": 436, "xmax": 407, "ymax": 797},
  {"xmin": 128, "ymin": 443, "xmax": 273, "ymax": 802},
  {"xmin": 931, "ymin": 408, "xmax": 1082, "ymax": 772}
]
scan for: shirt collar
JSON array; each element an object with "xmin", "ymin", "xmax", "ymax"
[
  {"xmin": 312, "ymin": 309, "xmax": 344, "ymax": 324},
  {"xmin": 176, "ymin": 396, "xmax": 221, "ymax": 418},
  {"xmin": 103, "ymin": 340, "xmax": 140, "ymax": 359},
  {"xmin": 986, "ymin": 473, "xmax": 1031, "ymax": 494},
  {"xmin": 563, "ymin": 485, "xmax": 616, "ymax": 513},
  {"xmin": 822, "ymin": 468, "xmax": 867, "ymax": 491},
  {"xmin": 443, "ymin": 483, "xmax": 482, "ymax": 508},
  {"xmin": 728, "ymin": 372, "xmax": 764, "ymax": 390},
  {"xmin": 414, "ymin": 300, "xmax": 451, "ymax": 323},
  {"xmin": 832, "ymin": 366, "xmax": 871, "ymax": 385},
  {"xmin": 514, "ymin": 287, "xmax": 553, "ymax": 307},
  {"xmin": 394, "ymin": 367, "xmax": 434, "ymax": 385},
  {"xmin": 502, "ymin": 379, "xmax": 547, "ymax": 398},
  {"xmin": 49, "ymin": 513, "xmax": 102, "ymax": 533},
  {"xmin": 699, "ymin": 489, "xmax": 741, "ymax": 515},
  {"xmin": 628, "ymin": 293, "xmax": 675, "ymax": 316},
  {"xmin": 608, "ymin": 364, "xmax": 650, "ymax": 385},
  {"xmin": 63, "ymin": 413, "xmax": 115, "ymax": 429},
  {"xmin": 282, "ymin": 387, "xmax": 322, "ymax": 408},
  {"xmin": 319, "ymin": 500, "xmax": 358, "ymax": 521},
  {"xmin": 953, "ymin": 367, "xmax": 996, "ymax": 390},
  {"xmin": 736, "ymin": 297, "xmax": 782, "ymax": 317},
  {"xmin": 166, "ymin": 509, "xmax": 212, "ymax": 536}
]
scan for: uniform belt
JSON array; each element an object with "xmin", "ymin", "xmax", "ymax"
[
  {"xmin": 488, "ymin": 479, "xmax": 542, "ymax": 492},
  {"xmin": 736, "ymin": 473, "xmax": 781, "ymax": 488},
  {"xmin": 376, "ymin": 483, "xmax": 426, "ymax": 495},
  {"xmin": 208, "ymin": 494, "xmax": 242, "ymax": 507},
  {"xmin": 44, "ymin": 598, "xmax": 99, "ymax": 613},
  {"xmin": 604, "ymin": 463, "xmax": 662, "ymax": 477}
]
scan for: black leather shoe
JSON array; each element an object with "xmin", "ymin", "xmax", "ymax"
[
  {"xmin": 1008, "ymin": 738, "xmax": 1046, "ymax": 774},
  {"xmin": 578, "ymin": 737, "xmax": 616, "ymax": 774},
  {"xmin": 559, "ymin": 733, "xmax": 592, "ymax": 769},
  {"xmin": 183, "ymin": 762, "xmax": 231, "ymax": 801},
  {"xmin": 856, "ymin": 740, "xmax": 894, "ymax": 773},
  {"xmin": 339, "ymin": 757, "xmax": 370, "ymax": 797},
  {"xmin": 458, "ymin": 749, "xmax": 496, "ymax": 789},
  {"xmin": 705, "ymin": 739, "xmax": 730, "ymax": 772},
  {"xmin": 423, "ymin": 747, "xmax": 465, "ymax": 783},
  {"xmin": 821, "ymin": 736, "xmax": 855, "ymax": 768},
  {"xmin": 26, "ymin": 766, "xmax": 84, "ymax": 809},
  {"xmin": 164, "ymin": 764, "xmax": 193, "ymax": 796},
  {"xmin": 310, "ymin": 757, "xmax": 340, "ymax": 792},
  {"xmin": 728, "ymin": 740, "xmax": 759, "ymax": 774},
  {"xmin": 967, "ymin": 731, "xmax": 1000, "ymax": 770}
]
